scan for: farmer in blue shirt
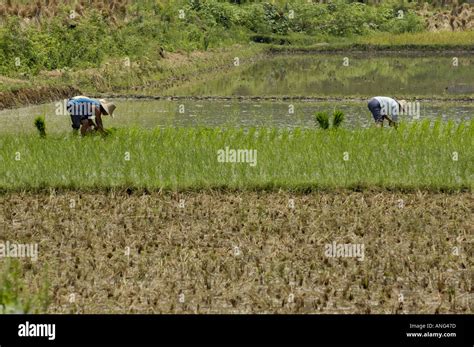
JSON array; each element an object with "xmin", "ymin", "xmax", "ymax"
[
  {"xmin": 368, "ymin": 96, "xmax": 407, "ymax": 128},
  {"xmin": 67, "ymin": 96, "xmax": 116, "ymax": 135}
]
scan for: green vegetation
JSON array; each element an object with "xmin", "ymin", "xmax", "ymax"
[
  {"xmin": 0, "ymin": 44, "xmax": 264, "ymax": 95},
  {"xmin": 0, "ymin": 0, "xmax": 444, "ymax": 78},
  {"xmin": 0, "ymin": 260, "xmax": 49, "ymax": 314},
  {"xmin": 356, "ymin": 31, "xmax": 474, "ymax": 46},
  {"xmin": 269, "ymin": 31, "xmax": 474, "ymax": 52},
  {"xmin": 315, "ymin": 110, "xmax": 345, "ymax": 129},
  {"xmin": 1, "ymin": 0, "xmax": 471, "ymax": 316},
  {"xmin": 1, "ymin": 121, "xmax": 472, "ymax": 191},
  {"xmin": 333, "ymin": 110, "xmax": 345, "ymax": 128},
  {"xmin": 34, "ymin": 116, "xmax": 46, "ymax": 138},
  {"xmin": 315, "ymin": 111, "xmax": 330, "ymax": 129},
  {"xmin": 0, "ymin": 1, "xmax": 472, "ymax": 98}
]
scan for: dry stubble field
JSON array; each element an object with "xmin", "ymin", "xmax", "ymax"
[{"xmin": 1, "ymin": 190, "xmax": 472, "ymax": 313}]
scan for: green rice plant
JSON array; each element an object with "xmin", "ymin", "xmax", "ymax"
[
  {"xmin": 103, "ymin": 127, "xmax": 118, "ymax": 137},
  {"xmin": 315, "ymin": 112, "xmax": 330, "ymax": 130},
  {"xmin": 432, "ymin": 118, "xmax": 442, "ymax": 138},
  {"xmin": 34, "ymin": 116, "xmax": 46, "ymax": 138},
  {"xmin": 332, "ymin": 110, "xmax": 345, "ymax": 129},
  {"xmin": 1, "ymin": 122, "xmax": 472, "ymax": 191}
]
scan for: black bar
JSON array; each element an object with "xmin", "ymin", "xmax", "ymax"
[{"xmin": 0, "ymin": 314, "xmax": 472, "ymax": 345}]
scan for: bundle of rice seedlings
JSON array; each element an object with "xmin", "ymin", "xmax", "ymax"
[
  {"xmin": 34, "ymin": 116, "xmax": 46, "ymax": 138},
  {"xmin": 315, "ymin": 112, "xmax": 330, "ymax": 130},
  {"xmin": 332, "ymin": 110, "xmax": 345, "ymax": 128}
]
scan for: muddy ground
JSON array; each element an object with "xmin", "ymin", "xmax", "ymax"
[{"xmin": 0, "ymin": 191, "xmax": 472, "ymax": 313}]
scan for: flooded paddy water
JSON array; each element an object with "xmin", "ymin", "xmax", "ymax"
[
  {"xmin": 0, "ymin": 52, "xmax": 472, "ymax": 133},
  {"xmin": 163, "ymin": 52, "xmax": 474, "ymax": 97},
  {"xmin": 1, "ymin": 98, "xmax": 473, "ymax": 134}
]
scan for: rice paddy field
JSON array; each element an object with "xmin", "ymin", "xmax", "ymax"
[
  {"xmin": 1, "ymin": 190, "xmax": 472, "ymax": 314},
  {"xmin": 0, "ymin": 0, "xmax": 473, "ymax": 316},
  {"xmin": 1, "ymin": 103, "xmax": 473, "ymax": 314}
]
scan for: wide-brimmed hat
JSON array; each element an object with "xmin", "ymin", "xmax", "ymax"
[{"xmin": 99, "ymin": 99, "xmax": 116, "ymax": 118}]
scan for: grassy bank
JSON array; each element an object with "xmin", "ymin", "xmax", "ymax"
[
  {"xmin": 1, "ymin": 121, "xmax": 472, "ymax": 191},
  {"xmin": 0, "ymin": 44, "xmax": 265, "ymax": 108},
  {"xmin": 0, "ymin": 44, "xmax": 265, "ymax": 94},
  {"xmin": 269, "ymin": 31, "xmax": 474, "ymax": 53},
  {"xmin": 1, "ymin": 190, "xmax": 471, "ymax": 313},
  {"xmin": 356, "ymin": 31, "xmax": 474, "ymax": 46},
  {"xmin": 1, "ymin": 0, "xmax": 472, "ymax": 101},
  {"xmin": 0, "ymin": 85, "xmax": 81, "ymax": 109}
]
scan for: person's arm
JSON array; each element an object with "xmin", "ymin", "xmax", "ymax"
[
  {"xmin": 384, "ymin": 101, "xmax": 398, "ymax": 127},
  {"xmin": 93, "ymin": 106, "xmax": 106, "ymax": 133}
]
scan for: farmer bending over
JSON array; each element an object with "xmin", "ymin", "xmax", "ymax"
[
  {"xmin": 368, "ymin": 96, "xmax": 406, "ymax": 128},
  {"xmin": 67, "ymin": 96, "xmax": 116, "ymax": 136}
]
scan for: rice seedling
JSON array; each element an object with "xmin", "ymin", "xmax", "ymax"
[
  {"xmin": 0, "ymin": 122, "xmax": 471, "ymax": 191},
  {"xmin": 332, "ymin": 110, "xmax": 344, "ymax": 129},
  {"xmin": 315, "ymin": 112, "xmax": 330, "ymax": 130},
  {"xmin": 314, "ymin": 110, "xmax": 345, "ymax": 130}
]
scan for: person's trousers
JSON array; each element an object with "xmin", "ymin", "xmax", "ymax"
[
  {"xmin": 368, "ymin": 98, "xmax": 383, "ymax": 123},
  {"xmin": 70, "ymin": 114, "xmax": 89, "ymax": 130}
]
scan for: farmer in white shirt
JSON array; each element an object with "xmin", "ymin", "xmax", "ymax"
[{"xmin": 368, "ymin": 96, "xmax": 407, "ymax": 127}]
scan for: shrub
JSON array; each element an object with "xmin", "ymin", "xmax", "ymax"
[{"xmin": 380, "ymin": 11, "xmax": 424, "ymax": 34}]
